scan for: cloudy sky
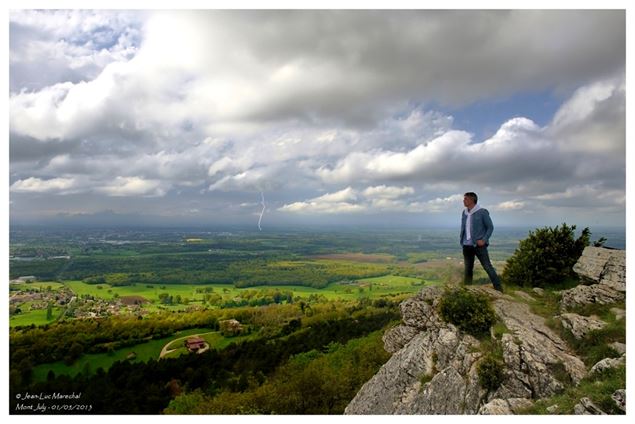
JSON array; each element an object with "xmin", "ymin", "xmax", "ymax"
[{"xmin": 8, "ymin": 9, "xmax": 626, "ymax": 228}]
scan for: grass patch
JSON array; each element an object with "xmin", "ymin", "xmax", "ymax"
[
  {"xmin": 569, "ymin": 301, "xmax": 625, "ymax": 321},
  {"xmin": 10, "ymin": 281, "xmax": 65, "ymax": 291},
  {"xmin": 521, "ymin": 366, "xmax": 625, "ymax": 414},
  {"xmin": 527, "ymin": 290, "xmax": 561, "ymax": 320},
  {"xmin": 61, "ymin": 277, "xmax": 434, "ymax": 305},
  {"xmin": 491, "ymin": 320, "xmax": 510, "ymax": 340},
  {"xmin": 519, "ymin": 284, "xmax": 625, "ymax": 366},
  {"xmin": 418, "ymin": 351, "xmax": 439, "ymax": 391},
  {"xmin": 505, "ymin": 278, "xmax": 579, "ymax": 320},
  {"xmin": 565, "ymin": 323, "xmax": 625, "ymax": 367},
  {"xmin": 418, "ymin": 372, "xmax": 434, "ymax": 388},
  {"xmin": 9, "ymin": 306, "xmax": 63, "ymax": 327}
]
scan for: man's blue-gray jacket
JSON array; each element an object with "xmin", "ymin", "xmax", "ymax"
[{"xmin": 460, "ymin": 208, "xmax": 494, "ymax": 246}]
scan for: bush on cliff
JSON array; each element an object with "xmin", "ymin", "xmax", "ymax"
[
  {"xmin": 438, "ymin": 287, "xmax": 496, "ymax": 337},
  {"xmin": 477, "ymin": 353, "xmax": 505, "ymax": 392},
  {"xmin": 502, "ymin": 223, "xmax": 590, "ymax": 288}
]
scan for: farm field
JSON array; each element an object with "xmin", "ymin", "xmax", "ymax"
[
  {"xmin": 10, "ymin": 281, "xmax": 65, "ymax": 291},
  {"xmin": 10, "ymin": 274, "xmax": 433, "ymax": 327},
  {"xmin": 57, "ymin": 275, "xmax": 430, "ymax": 304},
  {"xmin": 9, "ymin": 305, "xmax": 64, "ymax": 327},
  {"xmin": 161, "ymin": 331, "xmax": 256, "ymax": 359},
  {"xmin": 31, "ymin": 327, "xmax": 220, "ymax": 381}
]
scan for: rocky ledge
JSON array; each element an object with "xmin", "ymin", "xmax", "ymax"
[
  {"xmin": 560, "ymin": 246, "xmax": 625, "ymax": 312},
  {"xmin": 344, "ymin": 247, "xmax": 625, "ymax": 415}
]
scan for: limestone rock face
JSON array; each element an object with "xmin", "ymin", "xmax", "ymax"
[
  {"xmin": 611, "ymin": 389, "xmax": 626, "ymax": 412},
  {"xmin": 345, "ymin": 247, "xmax": 627, "ymax": 415},
  {"xmin": 573, "ymin": 397, "xmax": 607, "ymax": 415},
  {"xmin": 589, "ymin": 354, "xmax": 626, "ymax": 375},
  {"xmin": 513, "ymin": 290, "xmax": 535, "ymax": 302},
  {"xmin": 345, "ymin": 286, "xmax": 586, "ymax": 415},
  {"xmin": 478, "ymin": 398, "xmax": 533, "ymax": 415},
  {"xmin": 400, "ymin": 296, "xmax": 442, "ymax": 330},
  {"xmin": 344, "ymin": 316, "xmax": 484, "ymax": 415},
  {"xmin": 559, "ymin": 313, "xmax": 607, "ymax": 340},
  {"xmin": 572, "ymin": 246, "xmax": 625, "ymax": 289},
  {"xmin": 608, "ymin": 342, "xmax": 626, "ymax": 355},
  {"xmin": 561, "ymin": 247, "xmax": 626, "ymax": 312},
  {"xmin": 382, "ymin": 325, "xmax": 420, "ymax": 354},
  {"xmin": 492, "ymin": 299, "xmax": 587, "ymax": 398},
  {"xmin": 402, "ymin": 366, "xmax": 478, "ymax": 414},
  {"xmin": 560, "ymin": 284, "xmax": 625, "ymax": 312}
]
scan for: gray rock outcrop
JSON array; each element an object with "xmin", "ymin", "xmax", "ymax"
[
  {"xmin": 532, "ymin": 287, "xmax": 545, "ymax": 296},
  {"xmin": 492, "ymin": 296, "xmax": 587, "ymax": 398},
  {"xmin": 608, "ymin": 342, "xmax": 626, "ymax": 355},
  {"xmin": 560, "ymin": 284, "xmax": 625, "ymax": 312},
  {"xmin": 574, "ymin": 397, "xmax": 607, "ymax": 415},
  {"xmin": 589, "ymin": 354, "xmax": 626, "ymax": 375},
  {"xmin": 612, "ymin": 389, "xmax": 626, "ymax": 412},
  {"xmin": 561, "ymin": 246, "xmax": 625, "ymax": 312},
  {"xmin": 513, "ymin": 290, "xmax": 535, "ymax": 302},
  {"xmin": 572, "ymin": 246, "xmax": 625, "ymax": 290},
  {"xmin": 344, "ymin": 287, "xmax": 484, "ymax": 415},
  {"xmin": 344, "ymin": 286, "xmax": 587, "ymax": 415},
  {"xmin": 382, "ymin": 324, "xmax": 420, "ymax": 354},
  {"xmin": 478, "ymin": 398, "xmax": 533, "ymax": 415},
  {"xmin": 559, "ymin": 313, "xmax": 607, "ymax": 340}
]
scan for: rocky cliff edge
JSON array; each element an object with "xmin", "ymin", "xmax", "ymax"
[{"xmin": 344, "ymin": 246, "xmax": 625, "ymax": 415}]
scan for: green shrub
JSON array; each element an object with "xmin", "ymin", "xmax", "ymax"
[
  {"xmin": 438, "ymin": 288, "xmax": 497, "ymax": 337},
  {"xmin": 502, "ymin": 223, "xmax": 590, "ymax": 288},
  {"xmin": 477, "ymin": 353, "xmax": 505, "ymax": 392}
]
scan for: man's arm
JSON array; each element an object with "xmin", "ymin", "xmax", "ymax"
[{"xmin": 481, "ymin": 209, "xmax": 494, "ymax": 244}]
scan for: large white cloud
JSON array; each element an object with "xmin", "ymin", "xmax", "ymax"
[
  {"xmin": 279, "ymin": 187, "xmax": 366, "ymax": 214},
  {"xmin": 10, "ymin": 177, "xmax": 79, "ymax": 194},
  {"xmin": 279, "ymin": 186, "xmax": 461, "ymax": 215},
  {"xmin": 97, "ymin": 176, "xmax": 168, "ymax": 197},
  {"xmin": 316, "ymin": 75, "xmax": 624, "ymax": 191}
]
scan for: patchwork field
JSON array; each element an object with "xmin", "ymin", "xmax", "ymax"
[
  {"xmin": 58, "ymin": 275, "xmax": 431, "ymax": 304},
  {"xmin": 10, "ymin": 274, "xmax": 435, "ymax": 327},
  {"xmin": 309, "ymin": 253, "xmax": 396, "ymax": 263}
]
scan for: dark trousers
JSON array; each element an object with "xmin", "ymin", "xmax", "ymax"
[{"xmin": 462, "ymin": 245, "xmax": 502, "ymax": 290}]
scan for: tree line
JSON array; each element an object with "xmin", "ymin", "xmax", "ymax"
[{"xmin": 10, "ymin": 308, "xmax": 399, "ymax": 414}]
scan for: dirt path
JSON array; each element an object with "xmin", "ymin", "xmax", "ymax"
[{"xmin": 159, "ymin": 331, "xmax": 216, "ymax": 359}]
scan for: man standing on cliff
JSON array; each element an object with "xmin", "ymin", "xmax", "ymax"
[{"xmin": 460, "ymin": 192, "xmax": 503, "ymax": 292}]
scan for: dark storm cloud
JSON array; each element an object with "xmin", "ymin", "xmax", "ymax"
[{"xmin": 195, "ymin": 10, "xmax": 624, "ymax": 125}]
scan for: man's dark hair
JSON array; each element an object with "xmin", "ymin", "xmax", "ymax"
[{"xmin": 464, "ymin": 192, "xmax": 478, "ymax": 204}]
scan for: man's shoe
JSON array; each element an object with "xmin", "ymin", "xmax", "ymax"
[{"xmin": 494, "ymin": 286, "xmax": 504, "ymax": 293}]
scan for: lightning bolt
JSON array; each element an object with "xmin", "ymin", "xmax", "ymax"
[{"xmin": 258, "ymin": 191, "xmax": 266, "ymax": 231}]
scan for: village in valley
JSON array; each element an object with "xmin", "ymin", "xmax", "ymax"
[{"xmin": 10, "ymin": 276, "xmax": 151, "ymax": 321}]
